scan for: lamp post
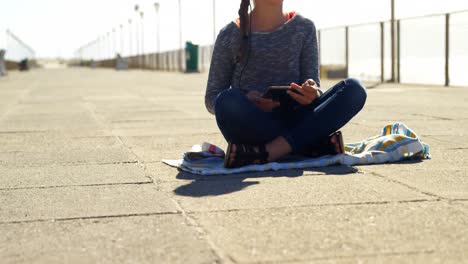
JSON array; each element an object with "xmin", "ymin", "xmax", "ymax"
[
  {"xmin": 97, "ymin": 36, "xmax": 101, "ymax": 62},
  {"xmin": 120, "ymin": 24, "xmax": 124, "ymax": 55},
  {"xmin": 112, "ymin": 28, "xmax": 116, "ymax": 58},
  {"xmin": 102, "ymin": 34, "xmax": 106, "ymax": 61},
  {"xmin": 213, "ymin": 0, "xmax": 216, "ymax": 42},
  {"xmin": 154, "ymin": 2, "xmax": 160, "ymax": 70},
  {"xmin": 140, "ymin": 11, "xmax": 145, "ymax": 68},
  {"xmin": 107, "ymin": 32, "xmax": 111, "ymax": 60},
  {"xmin": 134, "ymin": 5, "xmax": 141, "ymax": 68},
  {"xmin": 178, "ymin": 0, "xmax": 183, "ymax": 71},
  {"xmin": 102, "ymin": 34, "xmax": 106, "ymax": 60},
  {"xmin": 128, "ymin": 19, "xmax": 132, "ymax": 57}
]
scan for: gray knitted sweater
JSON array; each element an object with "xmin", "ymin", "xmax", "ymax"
[{"xmin": 205, "ymin": 13, "xmax": 320, "ymax": 114}]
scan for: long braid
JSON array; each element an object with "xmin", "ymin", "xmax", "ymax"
[{"xmin": 238, "ymin": 0, "xmax": 250, "ymax": 63}]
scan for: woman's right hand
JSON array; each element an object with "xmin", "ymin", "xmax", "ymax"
[{"xmin": 246, "ymin": 91, "xmax": 280, "ymax": 112}]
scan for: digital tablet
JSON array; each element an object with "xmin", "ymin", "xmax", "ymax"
[{"xmin": 262, "ymin": 86, "xmax": 300, "ymax": 100}]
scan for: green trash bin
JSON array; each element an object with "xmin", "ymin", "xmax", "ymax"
[{"xmin": 185, "ymin": 41, "xmax": 199, "ymax": 73}]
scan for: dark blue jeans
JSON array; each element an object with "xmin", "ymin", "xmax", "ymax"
[{"xmin": 214, "ymin": 78, "xmax": 367, "ymax": 154}]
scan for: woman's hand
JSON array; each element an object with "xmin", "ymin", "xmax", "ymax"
[
  {"xmin": 288, "ymin": 79, "xmax": 320, "ymax": 105},
  {"xmin": 246, "ymin": 91, "xmax": 280, "ymax": 112}
]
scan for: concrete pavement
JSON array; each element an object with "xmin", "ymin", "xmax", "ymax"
[{"xmin": 0, "ymin": 68, "xmax": 467, "ymax": 263}]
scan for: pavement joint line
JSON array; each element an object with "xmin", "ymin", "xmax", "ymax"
[
  {"xmin": 248, "ymin": 249, "xmax": 437, "ymax": 264},
  {"xmin": 0, "ymin": 181, "xmax": 154, "ymax": 191},
  {"xmin": 0, "ymin": 211, "xmax": 182, "ymax": 225},
  {"xmin": 0, "ymin": 130, "xmax": 49, "ymax": 134},
  {"xmin": 110, "ymin": 119, "xmax": 162, "ymax": 123},
  {"xmin": 119, "ymin": 132, "xmax": 221, "ymax": 139},
  {"xmin": 410, "ymin": 113, "xmax": 454, "ymax": 121},
  {"xmin": 366, "ymin": 171, "xmax": 446, "ymax": 201},
  {"xmin": 82, "ymin": 101, "xmax": 155, "ymax": 184},
  {"xmin": 144, "ymin": 168, "xmax": 165, "ymax": 187},
  {"xmin": 451, "ymin": 198, "xmax": 468, "ymax": 202},
  {"xmin": 114, "ymin": 137, "xmax": 155, "ymax": 184},
  {"xmin": 447, "ymin": 147, "xmax": 468, "ymax": 150},
  {"xmin": 170, "ymin": 198, "xmax": 227, "ymax": 264},
  {"xmin": 424, "ymin": 135, "xmax": 467, "ymax": 146},
  {"xmin": 183, "ymin": 199, "xmax": 442, "ymax": 215},
  {"xmin": 109, "ymin": 117, "xmax": 215, "ymax": 123},
  {"xmin": 0, "ymin": 160, "xmax": 140, "ymax": 168}
]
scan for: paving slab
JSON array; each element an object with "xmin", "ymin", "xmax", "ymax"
[
  {"xmin": 5, "ymin": 103, "xmax": 89, "ymax": 115},
  {"xmin": 307, "ymin": 251, "xmax": 468, "ymax": 264},
  {"xmin": 119, "ymin": 133, "xmax": 226, "ymax": 163},
  {"xmin": 389, "ymin": 120, "xmax": 468, "ymax": 137},
  {"xmin": 112, "ymin": 123, "xmax": 219, "ymax": 137},
  {"xmin": 412, "ymin": 146, "xmax": 468, "ymax": 167},
  {"xmin": 0, "ymin": 134, "xmax": 122, "ymax": 152},
  {"xmin": 164, "ymin": 173, "xmax": 433, "ymax": 212},
  {"xmin": 0, "ymin": 184, "xmax": 177, "ymax": 223},
  {"xmin": 107, "ymin": 114, "xmax": 205, "ymax": 129},
  {"xmin": 192, "ymin": 202, "xmax": 468, "ymax": 263},
  {"xmin": 1, "ymin": 69, "xmax": 467, "ymax": 263},
  {"xmin": 0, "ymin": 163, "xmax": 151, "ymax": 189},
  {"xmin": 361, "ymin": 165, "xmax": 468, "ymax": 200},
  {"xmin": 0, "ymin": 117, "xmax": 102, "ymax": 132},
  {"xmin": 432, "ymin": 134, "xmax": 466, "ymax": 148},
  {"xmin": 11, "ymin": 95, "xmax": 85, "ymax": 105},
  {"xmin": 0, "ymin": 129, "xmax": 112, "ymax": 138},
  {"xmin": 0, "ymin": 214, "xmax": 219, "ymax": 264},
  {"xmin": 0, "ymin": 146, "xmax": 138, "ymax": 166}
]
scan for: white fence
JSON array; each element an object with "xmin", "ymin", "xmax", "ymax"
[{"xmin": 3, "ymin": 30, "xmax": 35, "ymax": 62}]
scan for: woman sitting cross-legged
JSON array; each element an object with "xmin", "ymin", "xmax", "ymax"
[{"xmin": 205, "ymin": 0, "xmax": 367, "ymax": 168}]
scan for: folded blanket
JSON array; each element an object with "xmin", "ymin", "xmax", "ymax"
[{"xmin": 162, "ymin": 123, "xmax": 431, "ymax": 175}]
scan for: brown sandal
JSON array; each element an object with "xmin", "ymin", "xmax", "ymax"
[
  {"xmin": 224, "ymin": 142, "xmax": 269, "ymax": 168},
  {"xmin": 303, "ymin": 131, "xmax": 345, "ymax": 158}
]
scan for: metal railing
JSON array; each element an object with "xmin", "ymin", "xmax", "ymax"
[
  {"xmin": 4, "ymin": 30, "xmax": 35, "ymax": 63},
  {"xmin": 76, "ymin": 10, "xmax": 468, "ymax": 87},
  {"xmin": 319, "ymin": 10, "xmax": 468, "ymax": 87}
]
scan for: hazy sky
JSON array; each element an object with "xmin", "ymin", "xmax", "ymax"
[{"xmin": 1, "ymin": 0, "xmax": 468, "ymax": 58}]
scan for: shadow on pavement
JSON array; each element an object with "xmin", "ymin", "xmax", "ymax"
[{"xmin": 173, "ymin": 165, "xmax": 358, "ymax": 197}]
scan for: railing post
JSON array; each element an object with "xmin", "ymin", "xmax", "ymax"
[
  {"xmin": 380, "ymin": 22, "xmax": 385, "ymax": 83},
  {"xmin": 397, "ymin": 20, "xmax": 401, "ymax": 83},
  {"xmin": 345, "ymin": 26, "xmax": 349, "ymax": 78},
  {"xmin": 200, "ymin": 46, "xmax": 205, "ymax": 72},
  {"xmin": 445, "ymin": 13, "xmax": 450, "ymax": 87},
  {"xmin": 391, "ymin": 0, "xmax": 395, "ymax": 82}
]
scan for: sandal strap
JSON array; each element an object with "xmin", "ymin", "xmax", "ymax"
[
  {"xmin": 231, "ymin": 143, "xmax": 268, "ymax": 168},
  {"xmin": 304, "ymin": 131, "xmax": 344, "ymax": 157}
]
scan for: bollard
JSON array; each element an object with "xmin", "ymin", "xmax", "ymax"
[
  {"xmin": 115, "ymin": 53, "xmax": 128, "ymax": 71},
  {"xmin": 185, "ymin": 41, "xmax": 199, "ymax": 73},
  {"xmin": 18, "ymin": 58, "xmax": 29, "ymax": 71}
]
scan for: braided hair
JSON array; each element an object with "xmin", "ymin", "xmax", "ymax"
[{"xmin": 237, "ymin": 0, "xmax": 251, "ymax": 63}]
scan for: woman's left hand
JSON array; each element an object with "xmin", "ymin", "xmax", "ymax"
[{"xmin": 288, "ymin": 79, "xmax": 320, "ymax": 105}]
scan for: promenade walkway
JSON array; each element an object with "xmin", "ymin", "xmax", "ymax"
[{"xmin": 0, "ymin": 68, "xmax": 467, "ymax": 263}]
